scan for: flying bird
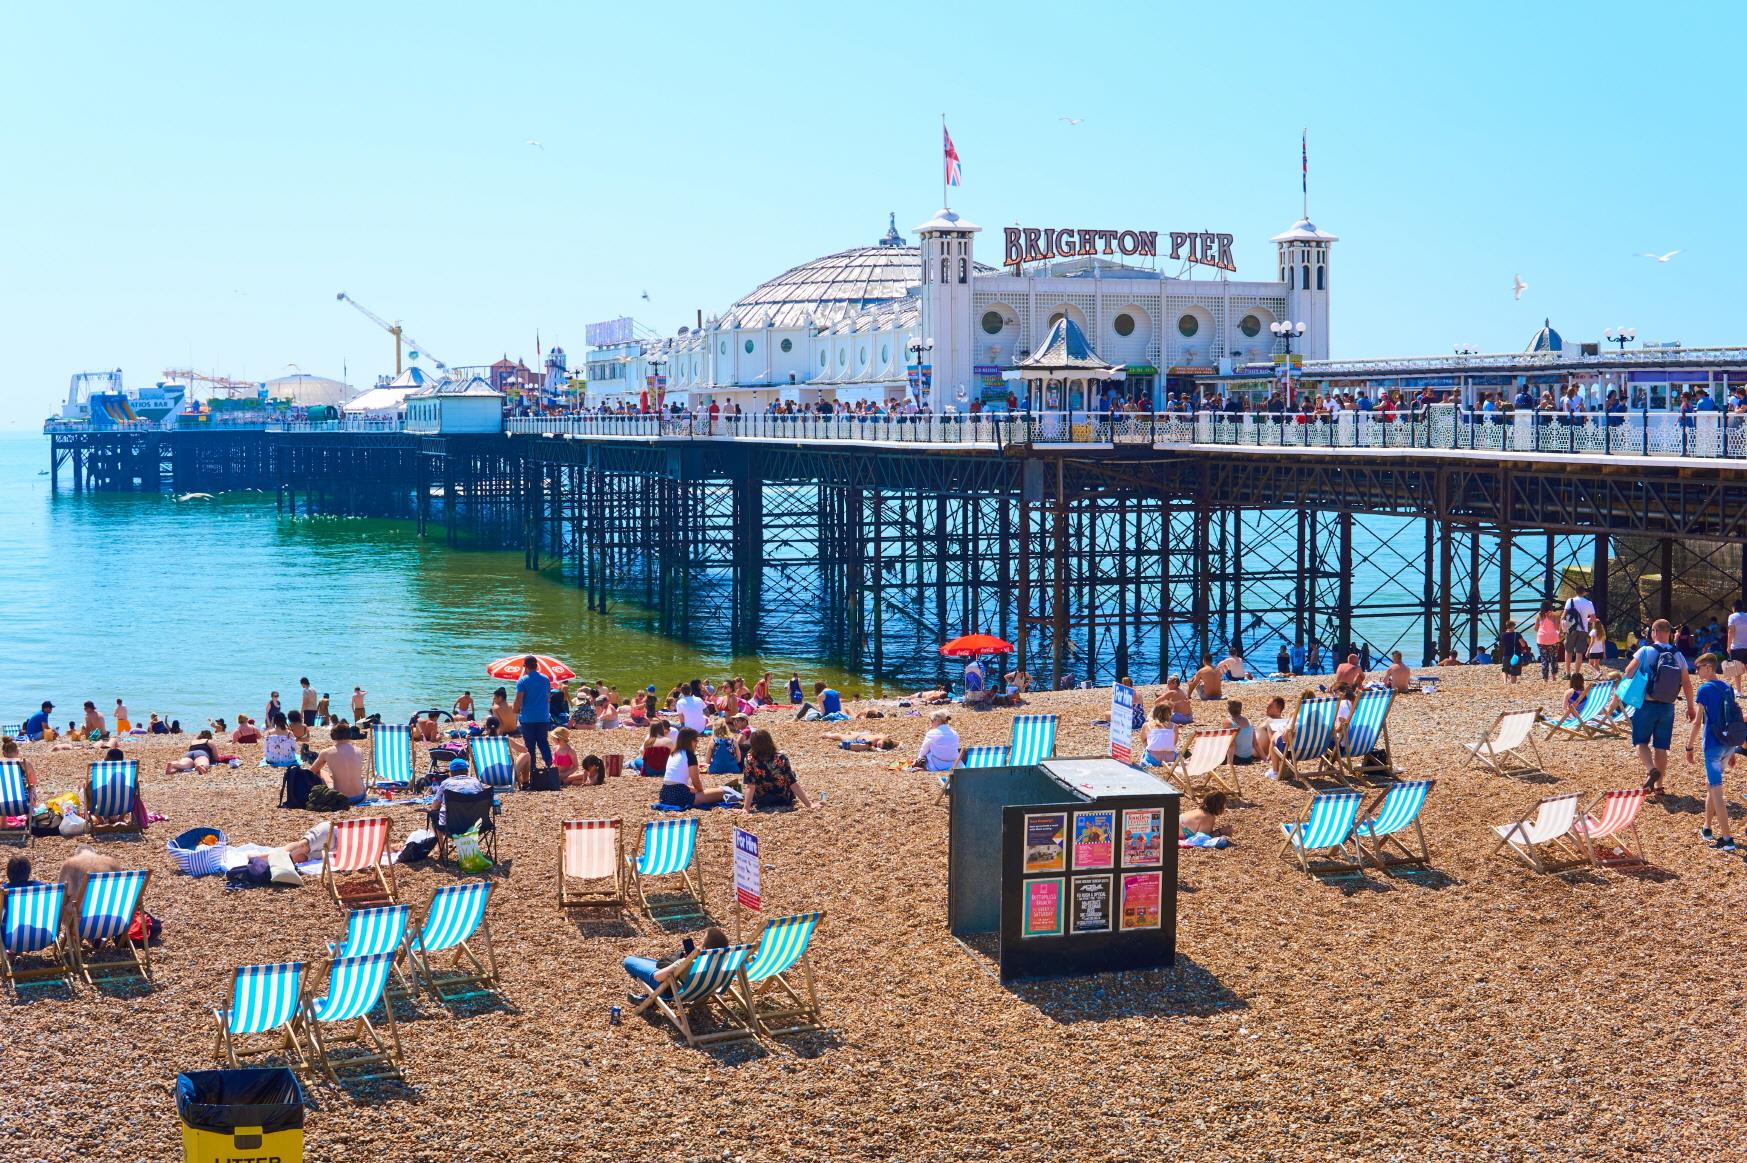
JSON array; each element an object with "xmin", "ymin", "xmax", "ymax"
[
  {"xmin": 640, "ymin": 290, "xmax": 650, "ymax": 301},
  {"xmin": 526, "ymin": 139, "xmax": 545, "ymax": 150},
  {"xmin": 1638, "ymin": 249, "xmax": 1681, "ymax": 263},
  {"xmin": 1059, "ymin": 116, "xmax": 1084, "ymax": 126},
  {"xmin": 1512, "ymin": 274, "xmax": 1527, "ymax": 300}
]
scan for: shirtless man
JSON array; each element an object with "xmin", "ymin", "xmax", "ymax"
[
  {"xmin": 1187, "ymin": 656, "xmax": 1223, "ymax": 701},
  {"xmin": 1156, "ymin": 676, "xmax": 1194, "ymax": 724},
  {"xmin": 491, "ymin": 688, "xmax": 519, "ymax": 734},
  {"xmin": 413, "ymin": 713, "xmax": 444, "ymax": 744},
  {"xmin": 1383, "ymin": 651, "xmax": 1414, "ymax": 693},
  {"xmin": 1333, "ymin": 653, "xmax": 1364, "ymax": 689},
  {"xmin": 310, "ymin": 725, "xmax": 368, "ymax": 805},
  {"xmin": 1220, "ymin": 649, "xmax": 1249, "ymax": 681}
]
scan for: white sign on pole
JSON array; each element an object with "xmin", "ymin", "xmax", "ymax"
[
  {"xmin": 1110, "ymin": 683, "xmax": 1136, "ymax": 763},
  {"xmin": 733, "ymin": 828, "xmax": 762, "ymax": 912}
]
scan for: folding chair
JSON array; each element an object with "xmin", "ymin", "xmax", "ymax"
[
  {"xmin": 300, "ymin": 951, "xmax": 404, "ymax": 1083},
  {"xmin": 1008, "ymin": 714, "xmax": 1058, "ymax": 765},
  {"xmin": 1492, "ymin": 791, "xmax": 1586, "ymax": 872},
  {"xmin": 73, "ymin": 868, "xmax": 152, "ymax": 983},
  {"xmin": 406, "ymin": 882, "xmax": 499, "ymax": 1003},
  {"xmin": 626, "ymin": 818, "xmax": 705, "ymax": 923},
  {"xmin": 559, "ymin": 819, "xmax": 628, "ymax": 911},
  {"xmin": 213, "ymin": 962, "xmax": 307, "ymax": 1069},
  {"xmin": 1332, "ymin": 689, "xmax": 1396, "ymax": 784},
  {"xmin": 325, "ymin": 904, "xmax": 413, "ymax": 995},
  {"xmin": 737, "ymin": 911, "xmax": 825, "ymax": 1038},
  {"xmin": 935, "ymin": 745, "xmax": 1010, "ymax": 801},
  {"xmin": 471, "ymin": 734, "xmax": 517, "ymax": 791},
  {"xmin": 320, "ymin": 816, "xmax": 396, "ymax": 908},
  {"xmin": 1353, "ymin": 780, "xmax": 1435, "ymax": 872},
  {"xmin": 1169, "ymin": 727, "xmax": 1238, "ymax": 797},
  {"xmin": 0, "ymin": 882, "xmax": 73, "ymax": 989},
  {"xmin": 429, "ymin": 787, "xmax": 498, "ymax": 866},
  {"xmin": 0, "ymin": 761, "xmax": 31, "ymax": 846},
  {"xmin": 1541, "ymin": 679, "xmax": 1619, "ymax": 741},
  {"xmin": 1277, "ymin": 696, "xmax": 1342, "ymax": 784},
  {"xmin": 1278, "ymin": 790, "xmax": 1364, "ymax": 876},
  {"xmin": 84, "ymin": 760, "xmax": 140, "ymax": 835},
  {"xmin": 1571, "ymin": 788, "xmax": 1652, "ymax": 869},
  {"xmin": 369, "ymin": 723, "xmax": 416, "ymax": 788},
  {"xmin": 1463, "ymin": 709, "xmax": 1546, "ymax": 778},
  {"xmin": 631, "ymin": 943, "xmax": 756, "ymax": 1048}
]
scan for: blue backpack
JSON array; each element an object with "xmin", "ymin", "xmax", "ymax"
[
  {"xmin": 1717, "ymin": 686, "xmax": 1747, "ymax": 749},
  {"xmin": 1646, "ymin": 644, "xmax": 1685, "ymax": 703}
]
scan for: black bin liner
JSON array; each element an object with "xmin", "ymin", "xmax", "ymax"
[{"xmin": 176, "ymin": 1068, "xmax": 305, "ymax": 1137}]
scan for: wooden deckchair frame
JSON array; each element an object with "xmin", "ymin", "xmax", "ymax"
[
  {"xmin": 407, "ymin": 888, "xmax": 501, "ymax": 1004},
  {"xmin": 1329, "ymin": 691, "xmax": 1398, "ymax": 785},
  {"xmin": 559, "ymin": 819, "xmax": 628, "ymax": 911},
  {"xmin": 83, "ymin": 761, "xmax": 141, "ymax": 835},
  {"xmin": 631, "ymin": 946, "xmax": 758, "ymax": 1048},
  {"xmin": 1354, "ymin": 781, "xmax": 1435, "ymax": 871},
  {"xmin": 626, "ymin": 821, "xmax": 706, "ymax": 923},
  {"xmin": 1169, "ymin": 727, "xmax": 1239, "ymax": 797},
  {"xmin": 320, "ymin": 817, "xmax": 397, "ymax": 909},
  {"xmin": 298, "ymin": 958, "xmax": 404, "ymax": 1083},
  {"xmin": 212, "ymin": 964, "xmax": 309, "ymax": 1071},
  {"xmin": 1571, "ymin": 788, "xmax": 1651, "ymax": 870},
  {"xmin": 1464, "ymin": 709, "xmax": 1546, "ymax": 778},
  {"xmin": 1277, "ymin": 792, "xmax": 1365, "ymax": 877},
  {"xmin": 72, "ymin": 869, "xmax": 153, "ymax": 984},
  {"xmin": 1541, "ymin": 679, "xmax": 1620, "ymax": 742},
  {"xmin": 1492, "ymin": 792, "xmax": 1588, "ymax": 873},
  {"xmin": 1277, "ymin": 696, "xmax": 1343, "ymax": 785},
  {"xmin": 0, "ymin": 761, "xmax": 31, "ymax": 847},
  {"xmin": 0, "ymin": 885, "xmax": 74, "ymax": 989},
  {"xmin": 737, "ymin": 912, "xmax": 827, "ymax": 1038}
]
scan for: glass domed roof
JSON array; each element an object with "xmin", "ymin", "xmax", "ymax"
[{"xmin": 726, "ymin": 246, "xmax": 923, "ymax": 329}]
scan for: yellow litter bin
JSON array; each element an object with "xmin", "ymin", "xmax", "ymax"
[{"xmin": 176, "ymin": 1068, "xmax": 305, "ymax": 1162}]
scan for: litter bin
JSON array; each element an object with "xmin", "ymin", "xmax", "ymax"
[{"xmin": 176, "ymin": 1068, "xmax": 304, "ymax": 1162}]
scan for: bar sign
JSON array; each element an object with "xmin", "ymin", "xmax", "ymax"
[{"xmin": 733, "ymin": 828, "xmax": 761, "ymax": 912}]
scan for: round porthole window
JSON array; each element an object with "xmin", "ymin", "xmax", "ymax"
[
  {"xmin": 1240, "ymin": 314, "xmax": 1261, "ymax": 338},
  {"xmin": 982, "ymin": 310, "xmax": 1005, "ymax": 335},
  {"xmin": 744, "ymin": 339, "xmax": 754, "ymax": 354},
  {"xmin": 720, "ymin": 341, "xmax": 727, "ymax": 355},
  {"xmin": 1177, "ymin": 314, "xmax": 1200, "ymax": 338},
  {"xmin": 880, "ymin": 344, "xmax": 890, "ymax": 363},
  {"xmin": 838, "ymin": 349, "xmax": 847, "ymax": 366},
  {"xmin": 780, "ymin": 338, "xmax": 793, "ymax": 353},
  {"xmin": 1114, "ymin": 313, "xmax": 1135, "ymax": 337},
  {"xmin": 819, "ymin": 352, "xmax": 827, "ymax": 368},
  {"xmin": 859, "ymin": 346, "xmax": 868, "ymax": 364}
]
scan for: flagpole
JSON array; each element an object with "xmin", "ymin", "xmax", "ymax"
[
  {"xmin": 1301, "ymin": 128, "xmax": 1308, "ymax": 220},
  {"xmin": 941, "ymin": 113, "xmax": 948, "ymax": 209}
]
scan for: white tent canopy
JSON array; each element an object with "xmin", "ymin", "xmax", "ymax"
[{"xmin": 343, "ymin": 385, "xmax": 417, "ymax": 415}]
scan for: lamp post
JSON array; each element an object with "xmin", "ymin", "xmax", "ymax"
[
  {"xmin": 1270, "ymin": 320, "xmax": 1306, "ymax": 406},
  {"xmin": 907, "ymin": 337, "xmax": 934, "ymax": 412},
  {"xmin": 647, "ymin": 357, "xmax": 668, "ymax": 413},
  {"xmin": 1605, "ymin": 327, "xmax": 1637, "ymax": 353}
]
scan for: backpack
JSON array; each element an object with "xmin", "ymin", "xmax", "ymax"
[
  {"xmin": 1646, "ymin": 644, "xmax": 1685, "ymax": 703},
  {"xmin": 1564, "ymin": 600, "xmax": 1586, "ymax": 631},
  {"xmin": 279, "ymin": 766, "xmax": 321, "ymax": 810},
  {"xmin": 304, "ymin": 783, "xmax": 353, "ymax": 812},
  {"xmin": 1717, "ymin": 686, "xmax": 1747, "ymax": 749}
]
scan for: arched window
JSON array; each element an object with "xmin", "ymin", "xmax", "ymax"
[
  {"xmin": 941, "ymin": 258, "xmax": 950, "ymax": 283},
  {"xmin": 958, "ymin": 257, "xmax": 967, "ymax": 284},
  {"xmin": 1316, "ymin": 265, "xmax": 1325, "ymax": 291},
  {"xmin": 1301, "ymin": 264, "xmax": 1311, "ymax": 290}
]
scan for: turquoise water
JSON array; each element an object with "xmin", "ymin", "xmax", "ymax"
[{"xmin": 0, "ymin": 432, "xmax": 865, "ymax": 726}]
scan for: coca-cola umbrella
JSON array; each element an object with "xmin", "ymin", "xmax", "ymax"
[
  {"xmin": 939, "ymin": 634, "xmax": 1015, "ymax": 657},
  {"xmin": 485, "ymin": 653, "xmax": 577, "ymax": 683}
]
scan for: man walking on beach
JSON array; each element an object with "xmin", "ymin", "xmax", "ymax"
[
  {"xmin": 300, "ymin": 678, "xmax": 319, "ymax": 725},
  {"xmin": 1728, "ymin": 599, "xmax": 1747, "ymax": 693},
  {"xmin": 1563, "ymin": 585, "xmax": 1596, "ymax": 677},
  {"xmin": 513, "ymin": 656, "xmax": 554, "ymax": 773},
  {"xmin": 1621, "ymin": 618, "xmax": 1695, "ymax": 797}
]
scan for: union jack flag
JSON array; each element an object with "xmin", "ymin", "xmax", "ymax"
[{"xmin": 944, "ymin": 125, "xmax": 962, "ymax": 187}]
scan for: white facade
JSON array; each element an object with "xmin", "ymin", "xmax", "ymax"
[
  {"xmin": 405, "ymin": 376, "xmax": 507, "ymax": 434},
  {"xmin": 587, "ymin": 206, "xmax": 1332, "ymax": 412}
]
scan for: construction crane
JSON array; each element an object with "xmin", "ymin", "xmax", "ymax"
[
  {"xmin": 335, "ymin": 292, "xmax": 448, "ymax": 374},
  {"xmin": 162, "ymin": 368, "xmax": 259, "ymax": 397}
]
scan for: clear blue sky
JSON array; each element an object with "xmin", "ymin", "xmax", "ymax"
[{"xmin": 6, "ymin": 0, "xmax": 1742, "ymax": 425}]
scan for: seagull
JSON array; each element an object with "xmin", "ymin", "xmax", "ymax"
[
  {"xmin": 525, "ymin": 139, "xmax": 544, "ymax": 150},
  {"xmin": 1059, "ymin": 116, "xmax": 1084, "ymax": 126},
  {"xmin": 1638, "ymin": 249, "xmax": 1681, "ymax": 263},
  {"xmin": 1512, "ymin": 274, "xmax": 1527, "ymax": 300},
  {"xmin": 640, "ymin": 290, "xmax": 650, "ymax": 301}
]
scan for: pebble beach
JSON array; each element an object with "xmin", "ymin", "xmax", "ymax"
[{"xmin": 5, "ymin": 665, "xmax": 1745, "ymax": 1162}]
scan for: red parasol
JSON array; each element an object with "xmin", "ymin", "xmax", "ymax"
[
  {"xmin": 485, "ymin": 653, "xmax": 577, "ymax": 683},
  {"xmin": 939, "ymin": 634, "xmax": 1015, "ymax": 657}
]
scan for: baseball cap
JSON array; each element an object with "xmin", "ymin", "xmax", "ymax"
[
  {"xmin": 646, "ymin": 685, "xmax": 656, "ymax": 692},
  {"xmin": 448, "ymin": 758, "xmax": 469, "ymax": 773}
]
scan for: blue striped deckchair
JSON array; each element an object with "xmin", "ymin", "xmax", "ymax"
[
  {"xmin": 633, "ymin": 943, "xmax": 756, "ymax": 1047},
  {"xmin": 84, "ymin": 760, "xmax": 140, "ymax": 834},
  {"xmin": 471, "ymin": 735, "xmax": 517, "ymax": 790},
  {"xmin": 1009, "ymin": 714, "xmax": 1058, "ymax": 766},
  {"xmin": 1541, "ymin": 678, "xmax": 1619, "ymax": 741},
  {"xmin": 1, "ymin": 882, "xmax": 72, "ymax": 988},
  {"xmin": 1332, "ymin": 689, "xmax": 1396, "ymax": 784},
  {"xmin": 935, "ymin": 745, "xmax": 1011, "ymax": 800},
  {"xmin": 1279, "ymin": 790, "xmax": 1365, "ymax": 876},
  {"xmin": 369, "ymin": 724, "xmax": 415, "ymax": 787},
  {"xmin": 627, "ymin": 818, "xmax": 704, "ymax": 922},
  {"xmin": 213, "ymin": 962, "xmax": 307, "ymax": 1068},
  {"xmin": 326, "ymin": 904, "xmax": 412, "ymax": 995},
  {"xmin": 1278, "ymin": 697, "xmax": 1343, "ymax": 783},
  {"xmin": 407, "ymin": 882, "xmax": 498, "ymax": 1002},
  {"xmin": 73, "ymin": 868, "xmax": 152, "ymax": 983},
  {"xmin": 737, "ymin": 911, "xmax": 825, "ymax": 1037},
  {"xmin": 301, "ymin": 951, "xmax": 404, "ymax": 1082},
  {"xmin": 0, "ymin": 761, "xmax": 30, "ymax": 846},
  {"xmin": 1354, "ymin": 779, "xmax": 1435, "ymax": 871}
]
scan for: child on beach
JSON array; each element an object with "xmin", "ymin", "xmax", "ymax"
[
  {"xmin": 706, "ymin": 721, "xmax": 742, "ymax": 774},
  {"xmin": 550, "ymin": 727, "xmax": 579, "ymax": 783},
  {"xmin": 1226, "ymin": 700, "xmax": 1256, "ymax": 764},
  {"xmin": 1145, "ymin": 704, "xmax": 1177, "ymax": 766},
  {"xmin": 1563, "ymin": 673, "xmax": 1585, "ymax": 718}
]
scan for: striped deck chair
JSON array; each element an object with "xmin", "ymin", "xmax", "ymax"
[
  {"xmin": 1277, "ymin": 696, "xmax": 1342, "ymax": 784},
  {"xmin": 1492, "ymin": 791, "xmax": 1586, "ymax": 872},
  {"xmin": 213, "ymin": 962, "xmax": 307, "ymax": 1069},
  {"xmin": 320, "ymin": 816, "xmax": 396, "ymax": 908},
  {"xmin": 0, "ymin": 761, "xmax": 30, "ymax": 846},
  {"xmin": 471, "ymin": 734, "xmax": 517, "ymax": 790},
  {"xmin": 84, "ymin": 760, "xmax": 140, "ymax": 834},
  {"xmin": 1541, "ymin": 678, "xmax": 1619, "ymax": 741},
  {"xmin": 1278, "ymin": 790, "xmax": 1364, "ymax": 876},
  {"xmin": 936, "ymin": 745, "xmax": 1010, "ymax": 800},
  {"xmin": 1463, "ymin": 709, "xmax": 1545, "ymax": 778},
  {"xmin": 73, "ymin": 868, "xmax": 152, "ymax": 983},
  {"xmin": 1, "ymin": 882, "xmax": 73, "ymax": 988},
  {"xmin": 300, "ymin": 950, "xmax": 404, "ymax": 1082},
  {"xmin": 1009, "ymin": 714, "xmax": 1058, "ymax": 765},
  {"xmin": 369, "ymin": 723, "xmax": 415, "ymax": 788},
  {"xmin": 559, "ymin": 819, "xmax": 628, "ymax": 911},
  {"xmin": 407, "ymin": 882, "xmax": 499, "ymax": 1003},
  {"xmin": 326, "ymin": 904, "xmax": 413, "ymax": 995},
  {"xmin": 632, "ymin": 943, "xmax": 756, "ymax": 1048},
  {"xmin": 1332, "ymin": 689, "xmax": 1396, "ymax": 783},
  {"xmin": 1170, "ymin": 728, "xmax": 1239, "ymax": 797},
  {"xmin": 1354, "ymin": 780, "xmax": 1435, "ymax": 871},
  {"xmin": 627, "ymin": 818, "xmax": 704, "ymax": 922},
  {"xmin": 1571, "ymin": 788, "xmax": 1652, "ymax": 869},
  {"xmin": 737, "ymin": 911, "xmax": 825, "ymax": 1038}
]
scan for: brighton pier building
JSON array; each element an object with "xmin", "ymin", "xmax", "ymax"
[{"xmin": 585, "ymin": 206, "xmax": 1335, "ymax": 412}]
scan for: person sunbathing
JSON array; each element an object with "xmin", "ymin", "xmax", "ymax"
[
  {"xmin": 309, "ymin": 725, "xmax": 367, "ymax": 805},
  {"xmin": 164, "ymin": 730, "xmax": 220, "ymax": 774},
  {"xmin": 1157, "ymin": 677, "xmax": 1193, "ymax": 725},
  {"xmin": 907, "ymin": 688, "xmax": 952, "ymax": 704},
  {"xmin": 822, "ymin": 732, "xmax": 897, "ymax": 751},
  {"xmin": 595, "ymin": 698, "xmax": 621, "ymax": 729},
  {"xmin": 1179, "ymin": 792, "xmax": 1232, "ymax": 839},
  {"xmin": 1384, "ymin": 651, "xmax": 1414, "ymax": 693},
  {"xmin": 1144, "ymin": 704, "xmax": 1178, "ymax": 765},
  {"xmin": 0, "ymin": 740, "xmax": 38, "ymax": 805},
  {"xmin": 623, "ymin": 925, "xmax": 730, "ymax": 1006}
]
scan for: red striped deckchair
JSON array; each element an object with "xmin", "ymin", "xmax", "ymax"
[
  {"xmin": 321, "ymin": 817, "xmax": 396, "ymax": 908},
  {"xmin": 1570, "ymin": 788, "xmax": 1651, "ymax": 869}
]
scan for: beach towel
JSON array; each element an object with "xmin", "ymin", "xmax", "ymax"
[{"xmin": 1179, "ymin": 833, "xmax": 1231, "ymax": 849}]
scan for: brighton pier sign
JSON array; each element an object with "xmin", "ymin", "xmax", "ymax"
[{"xmin": 1002, "ymin": 226, "xmax": 1236, "ymax": 273}]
